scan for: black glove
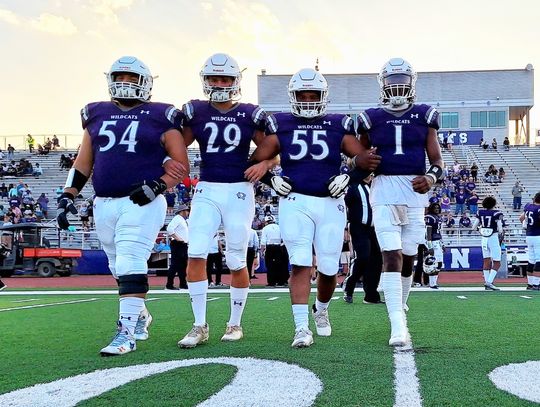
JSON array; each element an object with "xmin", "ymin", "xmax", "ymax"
[
  {"xmin": 327, "ymin": 174, "xmax": 350, "ymax": 198},
  {"xmin": 57, "ymin": 192, "xmax": 78, "ymax": 230},
  {"xmin": 129, "ymin": 179, "xmax": 167, "ymax": 206}
]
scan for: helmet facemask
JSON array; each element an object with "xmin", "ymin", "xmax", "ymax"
[
  {"xmin": 289, "ymin": 89, "xmax": 328, "ymax": 119},
  {"xmin": 380, "ymin": 73, "xmax": 415, "ymax": 108},
  {"xmin": 201, "ymin": 75, "xmax": 241, "ymax": 102},
  {"xmin": 108, "ymin": 72, "xmax": 153, "ymax": 102}
]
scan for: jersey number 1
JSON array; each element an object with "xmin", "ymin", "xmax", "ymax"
[{"xmin": 393, "ymin": 125, "xmax": 404, "ymax": 155}]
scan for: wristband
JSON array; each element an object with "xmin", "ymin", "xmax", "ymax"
[{"xmin": 64, "ymin": 168, "xmax": 88, "ymax": 191}]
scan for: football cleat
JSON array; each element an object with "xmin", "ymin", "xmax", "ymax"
[
  {"xmin": 389, "ymin": 311, "xmax": 410, "ymax": 347},
  {"xmin": 343, "ymin": 295, "xmax": 353, "ymax": 304},
  {"xmin": 221, "ymin": 325, "xmax": 243, "ymax": 342},
  {"xmin": 133, "ymin": 309, "xmax": 153, "ymax": 341},
  {"xmin": 291, "ymin": 328, "xmax": 314, "ymax": 348},
  {"xmin": 178, "ymin": 324, "xmax": 209, "ymax": 348},
  {"xmin": 312, "ymin": 305, "xmax": 331, "ymax": 336},
  {"xmin": 389, "ymin": 329, "xmax": 411, "ymax": 347},
  {"xmin": 485, "ymin": 284, "xmax": 500, "ymax": 291},
  {"xmin": 100, "ymin": 321, "xmax": 136, "ymax": 357}
]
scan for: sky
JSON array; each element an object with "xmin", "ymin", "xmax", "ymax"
[{"xmin": 0, "ymin": 0, "xmax": 539, "ymax": 139}]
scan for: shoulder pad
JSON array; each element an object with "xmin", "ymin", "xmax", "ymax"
[
  {"xmin": 341, "ymin": 115, "xmax": 354, "ymax": 133},
  {"xmin": 252, "ymin": 106, "xmax": 267, "ymax": 128},
  {"xmin": 182, "ymin": 100, "xmax": 196, "ymax": 122},
  {"xmin": 357, "ymin": 111, "xmax": 372, "ymax": 131},
  {"xmin": 424, "ymin": 106, "xmax": 439, "ymax": 129},
  {"xmin": 164, "ymin": 105, "xmax": 183, "ymax": 128},
  {"xmin": 265, "ymin": 114, "xmax": 279, "ymax": 135}
]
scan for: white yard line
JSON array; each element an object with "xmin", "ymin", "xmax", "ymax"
[
  {"xmin": 519, "ymin": 296, "xmax": 532, "ymax": 299},
  {"xmin": 457, "ymin": 296, "xmax": 468, "ymax": 299},
  {"xmin": 267, "ymin": 297, "xmax": 279, "ymax": 301},
  {"xmin": 207, "ymin": 297, "xmax": 221, "ymax": 302},
  {"xmin": 0, "ymin": 298, "xmax": 98, "ymax": 312},
  {"xmin": 11, "ymin": 298, "xmax": 39, "ymax": 303},
  {"xmin": 393, "ymin": 343, "xmax": 422, "ymax": 407}
]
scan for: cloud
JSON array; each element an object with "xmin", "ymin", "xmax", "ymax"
[
  {"xmin": 30, "ymin": 13, "xmax": 77, "ymax": 36},
  {"xmin": 87, "ymin": 0, "xmax": 137, "ymax": 24},
  {"xmin": 0, "ymin": 7, "xmax": 77, "ymax": 36},
  {"xmin": 200, "ymin": 2, "xmax": 213, "ymax": 11},
  {"xmin": 0, "ymin": 8, "xmax": 22, "ymax": 26}
]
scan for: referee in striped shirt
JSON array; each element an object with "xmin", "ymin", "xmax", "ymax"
[{"xmin": 343, "ymin": 168, "xmax": 383, "ymax": 304}]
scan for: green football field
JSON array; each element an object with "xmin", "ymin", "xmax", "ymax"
[{"xmin": 0, "ymin": 290, "xmax": 539, "ymax": 406}]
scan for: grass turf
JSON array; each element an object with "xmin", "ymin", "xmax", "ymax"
[{"xmin": 0, "ymin": 291, "xmax": 539, "ymax": 406}]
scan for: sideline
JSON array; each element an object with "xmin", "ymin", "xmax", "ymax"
[{"xmin": 0, "ymin": 298, "xmax": 99, "ymax": 312}]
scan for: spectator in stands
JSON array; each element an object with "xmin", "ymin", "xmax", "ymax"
[
  {"xmin": 452, "ymin": 161, "xmax": 460, "ymax": 174},
  {"xmin": 498, "ymin": 167, "xmax": 506, "ymax": 181},
  {"xmin": 445, "ymin": 214, "xmax": 456, "ymax": 234},
  {"xmin": 21, "ymin": 209, "xmax": 37, "ymax": 223},
  {"xmin": 7, "ymin": 144, "xmax": 15, "ymax": 160},
  {"xmin": 52, "ymin": 134, "xmax": 59, "ymax": 149},
  {"xmin": 512, "ymin": 181, "xmax": 525, "ymax": 210},
  {"xmin": 59, "ymin": 154, "xmax": 69, "ymax": 170},
  {"xmin": 0, "ymin": 205, "xmax": 5, "ymax": 219},
  {"xmin": 446, "ymin": 132, "xmax": 454, "ymax": 151},
  {"xmin": 429, "ymin": 192, "xmax": 440, "ymax": 205},
  {"xmin": 503, "ymin": 137, "xmax": 510, "ymax": 151},
  {"xmin": 26, "ymin": 134, "xmax": 35, "ymax": 153},
  {"xmin": 44, "ymin": 138, "xmax": 53, "ymax": 151},
  {"xmin": 193, "ymin": 153, "xmax": 201, "ymax": 168},
  {"xmin": 465, "ymin": 177, "xmax": 476, "ymax": 199},
  {"xmin": 440, "ymin": 193, "xmax": 451, "ymax": 215},
  {"xmin": 468, "ymin": 192, "xmax": 479, "ymax": 215},
  {"xmin": 459, "ymin": 211, "xmax": 472, "ymax": 229},
  {"xmin": 7, "ymin": 184, "xmax": 18, "ymax": 198},
  {"xmin": 34, "ymin": 203, "xmax": 44, "ymax": 222},
  {"xmin": 0, "ymin": 183, "xmax": 7, "ymax": 199},
  {"xmin": 78, "ymin": 200, "xmax": 91, "ymax": 229},
  {"xmin": 481, "ymin": 139, "xmax": 489, "ymax": 150},
  {"xmin": 6, "ymin": 162, "xmax": 16, "ymax": 176},
  {"xmin": 33, "ymin": 163, "xmax": 43, "ymax": 177},
  {"xmin": 470, "ymin": 163, "xmax": 478, "ymax": 181},
  {"xmin": 491, "ymin": 138, "xmax": 498, "ymax": 150},
  {"xmin": 454, "ymin": 188, "xmax": 466, "ymax": 215}
]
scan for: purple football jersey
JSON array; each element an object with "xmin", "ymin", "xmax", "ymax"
[
  {"xmin": 524, "ymin": 203, "xmax": 540, "ymax": 236},
  {"xmin": 266, "ymin": 113, "xmax": 354, "ymax": 197},
  {"xmin": 476, "ymin": 209, "xmax": 503, "ymax": 231},
  {"xmin": 183, "ymin": 100, "xmax": 266, "ymax": 183},
  {"xmin": 81, "ymin": 101, "xmax": 182, "ymax": 198},
  {"xmin": 425, "ymin": 214, "xmax": 442, "ymax": 240},
  {"xmin": 357, "ymin": 104, "xmax": 439, "ymax": 175}
]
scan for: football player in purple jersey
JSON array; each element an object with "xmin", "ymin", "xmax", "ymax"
[
  {"xmin": 249, "ymin": 68, "xmax": 380, "ymax": 348},
  {"xmin": 520, "ymin": 192, "xmax": 540, "ymax": 290},
  {"xmin": 57, "ymin": 56, "xmax": 189, "ymax": 356},
  {"xmin": 177, "ymin": 53, "xmax": 272, "ymax": 348},
  {"xmin": 356, "ymin": 58, "xmax": 444, "ymax": 346},
  {"xmin": 472, "ymin": 196, "xmax": 504, "ymax": 290},
  {"xmin": 424, "ymin": 203, "xmax": 444, "ymax": 289}
]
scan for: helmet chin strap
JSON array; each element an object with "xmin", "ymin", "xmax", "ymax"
[{"xmin": 386, "ymin": 102, "xmax": 410, "ymax": 111}]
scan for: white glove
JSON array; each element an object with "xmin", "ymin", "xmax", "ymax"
[
  {"xmin": 271, "ymin": 176, "xmax": 292, "ymax": 197},
  {"xmin": 327, "ymin": 174, "xmax": 350, "ymax": 198}
]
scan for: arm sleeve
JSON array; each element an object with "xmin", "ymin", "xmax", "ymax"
[
  {"xmin": 265, "ymin": 114, "xmax": 279, "ymax": 135},
  {"xmin": 425, "ymin": 107, "xmax": 440, "ymax": 130},
  {"xmin": 252, "ymin": 107, "xmax": 267, "ymax": 131},
  {"xmin": 164, "ymin": 105, "xmax": 184, "ymax": 130},
  {"xmin": 356, "ymin": 111, "xmax": 371, "ymax": 132},
  {"xmin": 182, "ymin": 101, "xmax": 195, "ymax": 124}
]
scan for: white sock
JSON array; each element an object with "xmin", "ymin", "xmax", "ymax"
[
  {"xmin": 315, "ymin": 299, "xmax": 329, "ymax": 312},
  {"xmin": 119, "ymin": 297, "xmax": 145, "ymax": 335},
  {"xmin": 292, "ymin": 304, "xmax": 309, "ymax": 331},
  {"xmin": 533, "ymin": 276, "xmax": 540, "ymax": 286},
  {"xmin": 527, "ymin": 275, "xmax": 534, "ymax": 285},
  {"xmin": 382, "ymin": 272, "xmax": 405, "ymax": 333},
  {"xmin": 482, "ymin": 270, "xmax": 489, "ymax": 284},
  {"xmin": 488, "ymin": 269, "xmax": 498, "ymax": 284},
  {"xmin": 429, "ymin": 275, "xmax": 438, "ymax": 287},
  {"xmin": 188, "ymin": 280, "xmax": 208, "ymax": 326},
  {"xmin": 401, "ymin": 275, "xmax": 413, "ymax": 308},
  {"xmin": 228, "ymin": 286, "xmax": 249, "ymax": 326}
]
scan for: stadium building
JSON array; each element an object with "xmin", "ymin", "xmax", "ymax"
[{"xmin": 257, "ymin": 64, "xmax": 535, "ymax": 145}]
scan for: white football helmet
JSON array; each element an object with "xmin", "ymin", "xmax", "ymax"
[
  {"xmin": 378, "ymin": 58, "xmax": 417, "ymax": 109},
  {"xmin": 107, "ymin": 56, "xmax": 153, "ymax": 102},
  {"xmin": 423, "ymin": 255, "xmax": 438, "ymax": 275},
  {"xmin": 200, "ymin": 53, "xmax": 242, "ymax": 102},
  {"xmin": 288, "ymin": 68, "xmax": 328, "ymax": 118}
]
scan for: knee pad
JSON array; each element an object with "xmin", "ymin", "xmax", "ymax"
[
  {"xmin": 317, "ymin": 253, "xmax": 339, "ymax": 276},
  {"xmin": 225, "ymin": 249, "xmax": 246, "ymax": 271},
  {"xmin": 402, "ymin": 240, "xmax": 419, "ymax": 257},
  {"xmin": 118, "ymin": 274, "xmax": 148, "ymax": 295}
]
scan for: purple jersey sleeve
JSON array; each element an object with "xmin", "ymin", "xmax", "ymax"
[
  {"xmin": 83, "ymin": 101, "xmax": 179, "ymax": 197},
  {"xmin": 524, "ymin": 203, "xmax": 540, "ymax": 236},
  {"xmin": 183, "ymin": 100, "xmax": 266, "ymax": 183},
  {"xmin": 273, "ymin": 113, "xmax": 350, "ymax": 197}
]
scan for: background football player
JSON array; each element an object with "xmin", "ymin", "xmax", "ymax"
[
  {"xmin": 424, "ymin": 202, "xmax": 444, "ymax": 289},
  {"xmin": 472, "ymin": 196, "xmax": 504, "ymax": 290},
  {"xmin": 57, "ymin": 56, "xmax": 189, "ymax": 356},
  {"xmin": 357, "ymin": 58, "xmax": 444, "ymax": 346},
  {"xmin": 520, "ymin": 192, "xmax": 540, "ymax": 290},
  {"xmin": 177, "ymin": 53, "xmax": 271, "ymax": 348},
  {"xmin": 250, "ymin": 68, "xmax": 380, "ymax": 348}
]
